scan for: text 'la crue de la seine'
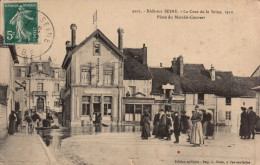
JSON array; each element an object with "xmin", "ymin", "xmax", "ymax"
[{"xmin": 132, "ymin": 9, "xmax": 233, "ymax": 20}]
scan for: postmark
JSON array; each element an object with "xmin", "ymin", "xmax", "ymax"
[
  {"xmin": 15, "ymin": 11, "xmax": 55, "ymax": 58},
  {"xmin": 4, "ymin": 2, "xmax": 38, "ymax": 44}
]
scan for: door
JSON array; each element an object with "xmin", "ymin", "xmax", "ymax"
[
  {"xmin": 37, "ymin": 97, "xmax": 44, "ymax": 112},
  {"xmin": 93, "ymin": 103, "xmax": 101, "ymax": 113}
]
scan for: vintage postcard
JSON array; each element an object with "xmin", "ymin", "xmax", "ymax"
[{"xmin": 0, "ymin": 0, "xmax": 259, "ymax": 165}]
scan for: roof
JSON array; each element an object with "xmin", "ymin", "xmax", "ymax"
[
  {"xmin": 181, "ymin": 64, "xmax": 235, "ymax": 96},
  {"xmin": 0, "ymin": 35, "xmax": 19, "ymax": 64},
  {"xmin": 124, "ymin": 56, "xmax": 152, "ymax": 80},
  {"xmin": 62, "ymin": 29, "xmax": 126, "ymax": 69},
  {"xmin": 232, "ymin": 76, "xmax": 260, "ymax": 97},
  {"xmin": 251, "ymin": 65, "xmax": 260, "ymax": 77},
  {"xmin": 150, "ymin": 63, "xmax": 260, "ymax": 97},
  {"xmin": 123, "ymin": 48, "xmax": 145, "ymax": 64},
  {"xmin": 149, "ymin": 67, "xmax": 183, "ymax": 95}
]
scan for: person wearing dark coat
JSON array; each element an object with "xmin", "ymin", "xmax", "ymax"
[
  {"xmin": 247, "ymin": 107, "xmax": 256, "ymax": 139},
  {"xmin": 205, "ymin": 113, "xmax": 214, "ymax": 139},
  {"xmin": 239, "ymin": 107, "xmax": 249, "ymax": 139},
  {"xmin": 95, "ymin": 112, "xmax": 102, "ymax": 126},
  {"xmin": 180, "ymin": 111, "xmax": 188, "ymax": 134},
  {"xmin": 165, "ymin": 113, "xmax": 173, "ymax": 141},
  {"xmin": 173, "ymin": 112, "xmax": 181, "ymax": 143},
  {"xmin": 8, "ymin": 110, "xmax": 17, "ymax": 135},
  {"xmin": 152, "ymin": 112, "xmax": 160, "ymax": 138},
  {"xmin": 141, "ymin": 110, "xmax": 151, "ymax": 139},
  {"xmin": 158, "ymin": 109, "xmax": 167, "ymax": 139}
]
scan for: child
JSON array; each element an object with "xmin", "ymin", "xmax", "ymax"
[{"xmin": 186, "ymin": 116, "xmax": 192, "ymax": 142}]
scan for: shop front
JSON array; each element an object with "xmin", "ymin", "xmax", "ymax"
[{"xmin": 122, "ymin": 97, "xmax": 155, "ymax": 123}]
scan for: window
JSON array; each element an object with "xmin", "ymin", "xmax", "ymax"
[
  {"xmin": 37, "ymin": 83, "xmax": 43, "ymax": 91},
  {"xmin": 54, "ymin": 71, "xmax": 60, "ymax": 78},
  {"xmin": 198, "ymin": 93, "xmax": 204, "ymax": 105},
  {"xmin": 81, "ymin": 66, "xmax": 91, "ymax": 85},
  {"xmin": 226, "ymin": 111, "xmax": 231, "ymax": 120},
  {"xmin": 54, "ymin": 101, "xmax": 60, "ymax": 107},
  {"xmin": 104, "ymin": 96, "xmax": 112, "ymax": 116},
  {"xmin": 103, "ymin": 64, "xmax": 113, "ymax": 85},
  {"xmin": 226, "ymin": 97, "xmax": 231, "ymax": 105},
  {"xmin": 82, "ymin": 96, "xmax": 90, "ymax": 115},
  {"xmin": 165, "ymin": 89, "xmax": 172, "ymax": 99},
  {"xmin": 54, "ymin": 83, "xmax": 59, "ymax": 92},
  {"xmin": 94, "ymin": 42, "xmax": 101, "ymax": 55}
]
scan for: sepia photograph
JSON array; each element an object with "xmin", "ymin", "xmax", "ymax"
[{"xmin": 0, "ymin": 0, "xmax": 259, "ymax": 164}]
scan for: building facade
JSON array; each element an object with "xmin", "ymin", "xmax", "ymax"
[
  {"xmin": 14, "ymin": 57, "xmax": 65, "ymax": 114},
  {"xmin": 62, "ymin": 25, "xmax": 125, "ymax": 125},
  {"xmin": 0, "ymin": 37, "xmax": 18, "ymax": 140}
]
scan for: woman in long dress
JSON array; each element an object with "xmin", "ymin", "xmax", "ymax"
[
  {"xmin": 190, "ymin": 105, "xmax": 204, "ymax": 147},
  {"xmin": 152, "ymin": 112, "xmax": 160, "ymax": 138},
  {"xmin": 141, "ymin": 110, "xmax": 151, "ymax": 139},
  {"xmin": 8, "ymin": 110, "xmax": 17, "ymax": 135}
]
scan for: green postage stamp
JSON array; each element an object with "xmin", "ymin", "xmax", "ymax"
[{"xmin": 4, "ymin": 2, "xmax": 38, "ymax": 44}]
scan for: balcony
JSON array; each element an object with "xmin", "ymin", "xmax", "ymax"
[{"xmin": 32, "ymin": 91, "xmax": 47, "ymax": 96}]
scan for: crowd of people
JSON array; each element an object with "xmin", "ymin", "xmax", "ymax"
[
  {"xmin": 239, "ymin": 106, "xmax": 257, "ymax": 139},
  {"xmin": 140, "ymin": 105, "xmax": 214, "ymax": 147}
]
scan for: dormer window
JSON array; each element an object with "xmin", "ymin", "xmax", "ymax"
[
  {"xmin": 94, "ymin": 42, "xmax": 101, "ymax": 55},
  {"xmin": 37, "ymin": 63, "xmax": 43, "ymax": 72}
]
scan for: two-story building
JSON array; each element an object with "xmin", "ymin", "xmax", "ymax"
[
  {"xmin": 0, "ymin": 36, "xmax": 18, "ymax": 140},
  {"xmin": 14, "ymin": 57, "xmax": 65, "ymax": 114},
  {"xmin": 122, "ymin": 44, "xmax": 154, "ymax": 123},
  {"xmin": 62, "ymin": 25, "xmax": 125, "ymax": 125}
]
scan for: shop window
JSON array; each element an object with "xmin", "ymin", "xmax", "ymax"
[
  {"xmin": 135, "ymin": 105, "xmax": 142, "ymax": 114},
  {"xmin": 226, "ymin": 111, "xmax": 231, "ymax": 120},
  {"xmin": 104, "ymin": 64, "xmax": 113, "ymax": 85},
  {"xmin": 94, "ymin": 42, "xmax": 101, "ymax": 55},
  {"xmin": 125, "ymin": 104, "xmax": 134, "ymax": 114},
  {"xmin": 81, "ymin": 66, "xmax": 91, "ymax": 85},
  {"xmin": 54, "ymin": 101, "xmax": 60, "ymax": 107},
  {"xmin": 226, "ymin": 97, "xmax": 231, "ymax": 105},
  {"xmin": 82, "ymin": 96, "xmax": 90, "ymax": 115},
  {"xmin": 104, "ymin": 96, "xmax": 112, "ymax": 116},
  {"xmin": 37, "ymin": 83, "xmax": 43, "ymax": 91},
  {"xmin": 198, "ymin": 93, "xmax": 204, "ymax": 105}
]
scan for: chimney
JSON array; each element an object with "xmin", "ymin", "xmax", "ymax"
[
  {"xmin": 70, "ymin": 24, "xmax": 77, "ymax": 47},
  {"xmin": 171, "ymin": 57, "xmax": 177, "ymax": 74},
  {"xmin": 160, "ymin": 63, "xmax": 163, "ymax": 68},
  {"xmin": 177, "ymin": 55, "xmax": 183, "ymax": 77},
  {"xmin": 210, "ymin": 65, "xmax": 215, "ymax": 81},
  {"xmin": 65, "ymin": 41, "xmax": 71, "ymax": 53},
  {"xmin": 143, "ymin": 43, "xmax": 147, "ymax": 65},
  {"xmin": 117, "ymin": 28, "xmax": 124, "ymax": 51}
]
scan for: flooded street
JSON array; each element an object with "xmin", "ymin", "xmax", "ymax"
[{"xmin": 35, "ymin": 123, "xmax": 258, "ymax": 165}]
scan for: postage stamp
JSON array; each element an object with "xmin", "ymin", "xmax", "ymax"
[{"xmin": 3, "ymin": 2, "xmax": 38, "ymax": 44}]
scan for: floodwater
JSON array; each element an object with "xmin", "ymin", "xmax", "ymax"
[{"xmin": 39, "ymin": 123, "xmax": 235, "ymax": 148}]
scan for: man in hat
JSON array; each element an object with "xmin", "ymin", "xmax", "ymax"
[
  {"xmin": 247, "ymin": 107, "xmax": 256, "ymax": 139},
  {"xmin": 239, "ymin": 107, "xmax": 249, "ymax": 139},
  {"xmin": 173, "ymin": 111, "xmax": 181, "ymax": 143}
]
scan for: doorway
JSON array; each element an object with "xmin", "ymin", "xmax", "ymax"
[
  {"xmin": 37, "ymin": 97, "xmax": 44, "ymax": 112},
  {"xmin": 93, "ymin": 103, "xmax": 101, "ymax": 113}
]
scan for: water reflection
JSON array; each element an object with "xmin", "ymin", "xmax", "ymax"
[{"xmin": 38, "ymin": 125, "xmax": 236, "ymax": 156}]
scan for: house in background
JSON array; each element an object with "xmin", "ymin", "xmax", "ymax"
[
  {"xmin": 149, "ymin": 59, "xmax": 184, "ymax": 115},
  {"xmin": 14, "ymin": 57, "xmax": 65, "ymax": 114},
  {"xmin": 122, "ymin": 43, "xmax": 154, "ymax": 123},
  {"xmin": 251, "ymin": 65, "xmax": 260, "ymax": 77},
  {"xmin": 0, "ymin": 36, "xmax": 18, "ymax": 140},
  {"xmin": 62, "ymin": 25, "xmax": 125, "ymax": 126},
  {"xmin": 252, "ymin": 86, "xmax": 260, "ymax": 116}
]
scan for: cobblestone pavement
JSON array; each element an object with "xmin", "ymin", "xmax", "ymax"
[
  {"xmin": 0, "ymin": 133, "xmax": 57, "ymax": 165},
  {"xmin": 46, "ymin": 128, "xmax": 259, "ymax": 165}
]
